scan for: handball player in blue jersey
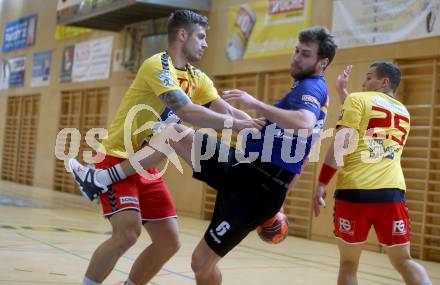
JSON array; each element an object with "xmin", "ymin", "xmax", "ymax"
[{"xmin": 71, "ymin": 26, "xmax": 337, "ymax": 285}]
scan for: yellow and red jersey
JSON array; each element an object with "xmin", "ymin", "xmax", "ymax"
[
  {"xmin": 102, "ymin": 52, "xmax": 219, "ymax": 158},
  {"xmin": 336, "ymin": 92, "xmax": 410, "ymax": 190}
]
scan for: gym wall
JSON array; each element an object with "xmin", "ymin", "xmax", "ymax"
[{"xmin": 0, "ymin": 0, "xmax": 131, "ymax": 192}]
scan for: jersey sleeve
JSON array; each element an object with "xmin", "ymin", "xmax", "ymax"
[
  {"xmin": 192, "ymin": 71, "xmax": 220, "ymax": 105},
  {"xmin": 294, "ymin": 83, "xmax": 326, "ymax": 119},
  {"xmin": 337, "ymin": 94, "xmax": 364, "ymax": 130},
  {"xmin": 140, "ymin": 55, "xmax": 181, "ymax": 96}
]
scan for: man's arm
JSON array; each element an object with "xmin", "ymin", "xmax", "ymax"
[
  {"xmin": 208, "ymin": 97, "xmax": 252, "ymax": 120},
  {"xmin": 222, "ymin": 89, "xmax": 317, "ymax": 131},
  {"xmin": 159, "ymin": 89, "xmax": 263, "ymax": 131},
  {"xmin": 313, "ymin": 126, "xmax": 356, "ymax": 216},
  {"xmin": 254, "ymin": 102, "xmax": 316, "ymax": 130},
  {"xmin": 335, "ymin": 65, "xmax": 352, "ymax": 103}
]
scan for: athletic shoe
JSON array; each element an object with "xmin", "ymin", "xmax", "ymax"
[{"xmin": 68, "ymin": 159, "xmax": 108, "ymax": 202}]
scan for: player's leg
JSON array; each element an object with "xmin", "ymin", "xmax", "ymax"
[
  {"xmin": 84, "ymin": 210, "xmax": 142, "ymax": 283},
  {"xmin": 189, "ymin": 176, "xmax": 251, "ymax": 285},
  {"xmin": 374, "ymin": 201, "xmax": 431, "ymax": 285},
  {"xmin": 126, "ymin": 179, "xmax": 180, "ymax": 285},
  {"xmin": 190, "ymin": 174, "xmax": 286, "ymax": 285},
  {"xmin": 333, "ymin": 198, "xmax": 372, "ymax": 285},
  {"xmin": 127, "ymin": 218, "xmax": 180, "ymax": 285},
  {"xmin": 336, "ymin": 239, "xmax": 362, "ymax": 285},
  {"xmin": 385, "ymin": 244, "xmax": 431, "ymax": 285},
  {"xmin": 83, "ymin": 155, "xmax": 143, "ymax": 284},
  {"xmin": 191, "ymin": 238, "xmax": 222, "ymax": 285},
  {"xmin": 70, "ymin": 124, "xmax": 195, "ymax": 198}
]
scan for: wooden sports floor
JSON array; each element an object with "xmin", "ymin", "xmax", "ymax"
[{"xmin": 0, "ymin": 180, "xmax": 439, "ymax": 285}]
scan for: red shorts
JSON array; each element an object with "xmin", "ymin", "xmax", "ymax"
[
  {"xmin": 334, "ymin": 199, "xmax": 410, "ymax": 246},
  {"xmin": 95, "ymin": 154, "xmax": 177, "ymax": 221}
]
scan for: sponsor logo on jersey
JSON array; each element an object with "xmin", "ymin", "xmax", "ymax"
[
  {"xmin": 157, "ymin": 70, "xmax": 174, "ymax": 87},
  {"xmin": 215, "ymin": 221, "xmax": 231, "ymax": 236},
  {"xmin": 392, "ymin": 220, "xmax": 407, "ymax": 235},
  {"xmin": 120, "ymin": 196, "xmax": 139, "ymax": 205},
  {"xmin": 339, "ymin": 218, "xmax": 354, "ymax": 235},
  {"xmin": 209, "ymin": 229, "xmax": 221, "ymax": 244},
  {"xmin": 192, "ymin": 67, "xmax": 202, "ymax": 77},
  {"xmin": 372, "ymin": 96, "xmax": 409, "ymax": 116},
  {"xmin": 177, "ymin": 77, "xmax": 196, "ymax": 94},
  {"xmin": 208, "ymin": 221, "xmax": 231, "ymax": 244},
  {"xmin": 338, "ymin": 110, "xmax": 344, "ymax": 121},
  {"xmin": 301, "ymin": 94, "xmax": 320, "ymax": 108}
]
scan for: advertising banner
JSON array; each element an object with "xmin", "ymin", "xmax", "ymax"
[
  {"xmin": 226, "ymin": 0, "xmax": 312, "ymax": 61},
  {"xmin": 57, "ymin": 0, "xmax": 82, "ymax": 12},
  {"xmin": 9, "ymin": 56, "xmax": 26, "ymax": 88},
  {"xmin": 72, "ymin": 36, "xmax": 113, "ymax": 82},
  {"xmin": 60, "ymin": 45, "xmax": 75, "ymax": 83},
  {"xmin": 32, "ymin": 51, "xmax": 52, "ymax": 87},
  {"xmin": 2, "ymin": 14, "xmax": 37, "ymax": 52},
  {"xmin": 55, "ymin": 25, "xmax": 91, "ymax": 41},
  {"xmin": 0, "ymin": 58, "xmax": 10, "ymax": 90},
  {"xmin": 332, "ymin": 0, "xmax": 440, "ymax": 48}
]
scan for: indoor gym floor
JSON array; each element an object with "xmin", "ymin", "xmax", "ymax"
[{"xmin": 0, "ymin": 180, "xmax": 439, "ymax": 285}]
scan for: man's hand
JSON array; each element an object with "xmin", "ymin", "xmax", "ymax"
[
  {"xmin": 232, "ymin": 117, "xmax": 266, "ymax": 132},
  {"xmin": 335, "ymin": 65, "xmax": 352, "ymax": 103},
  {"xmin": 222, "ymin": 89, "xmax": 261, "ymax": 110},
  {"xmin": 312, "ymin": 183, "xmax": 327, "ymax": 217}
]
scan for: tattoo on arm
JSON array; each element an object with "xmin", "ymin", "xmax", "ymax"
[{"xmin": 160, "ymin": 89, "xmax": 191, "ymax": 112}]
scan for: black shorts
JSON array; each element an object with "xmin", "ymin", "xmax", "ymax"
[{"xmin": 192, "ymin": 133, "xmax": 295, "ymax": 257}]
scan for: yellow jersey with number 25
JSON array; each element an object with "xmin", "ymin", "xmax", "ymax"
[{"xmin": 336, "ymin": 92, "xmax": 410, "ymax": 190}]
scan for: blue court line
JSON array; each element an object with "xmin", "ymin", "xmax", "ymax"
[
  {"xmin": 1, "ymin": 245, "xmax": 193, "ymax": 283},
  {"xmin": 122, "ymin": 255, "xmax": 195, "ymax": 280},
  {"xmin": 178, "ymin": 229, "xmax": 418, "ymax": 285},
  {"xmin": 15, "ymin": 232, "xmax": 101, "ymax": 264},
  {"xmin": 14, "ymin": 231, "xmax": 160, "ymax": 285},
  {"xmin": 11, "ymin": 231, "xmax": 201, "ymax": 285},
  {"xmin": 0, "ymin": 280, "xmax": 79, "ymax": 284},
  {"xmin": 160, "ymin": 267, "xmax": 195, "ymax": 281},
  {"xmin": 4, "ymin": 225, "xmax": 194, "ymax": 282}
]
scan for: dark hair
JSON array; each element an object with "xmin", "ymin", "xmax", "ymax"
[
  {"xmin": 370, "ymin": 61, "xmax": 401, "ymax": 92},
  {"xmin": 299, "ymin": 26, "xmax": 337, "ymax": 67},
  {"xmin": 167, "ymin": 10, "xmax": 209, "ymax": 41}
]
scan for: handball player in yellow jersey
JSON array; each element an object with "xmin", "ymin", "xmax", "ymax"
[
  {"xmin": 75, "ymin": 10, "xmax": 261, "ymax": 285},
  {"xmin": 314, "ymin": 62, "xmax": 431, "ymax": 285}
]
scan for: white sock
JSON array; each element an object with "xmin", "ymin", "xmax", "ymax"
[
  {"xmin": 83, "ymin": 276, "xmax": 101, "ymax": 285},
  {"xmin": 125, "ymin": 279, "xmax": 136, "ymax": 285},
  {"xmin": 96, "ymin": 164, "xmax": 127, "ymax": 186}
]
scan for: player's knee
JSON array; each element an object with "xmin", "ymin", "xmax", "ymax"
[
  {"xmin": 191, "ymin": 252, "xmax": 211, "ymax": 277},
  {"xmin": 156, "ymin": 235, "xmax": 181, "ymax": 257},
  {"xmin": 340, "ymin": 260, "xmax": 358, "ymax": 274},
  {"xmin": 390, "ymin": 255, "xmax": 412, "ymax": 272},
  {"xmin": 167, "ymin": 236, "xmax": 181, "ymax": 255},
  {"xmin": 112, "ymin": 225, "xmax": 141, "ymax": 249},
  {"xmin": 164, "ymin": 240, "xmax": 180, "ymax": 259},
  {"xmin": 387, "ymin": 247, "xmax": 412, "ymax": 270}
]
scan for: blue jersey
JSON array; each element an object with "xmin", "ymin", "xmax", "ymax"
[{"xmin": 244, "ymin": 75, "xmax": 328, "ymax": 174}]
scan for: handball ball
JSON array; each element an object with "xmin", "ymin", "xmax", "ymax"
[{"xmin": 256, "ymin": 212, "xmax": 289, "ymax": 244}]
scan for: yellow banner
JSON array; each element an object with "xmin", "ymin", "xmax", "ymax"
[
  {"xmin": 226, "ymin": 0, "xmax": 313, "ymax": 60},
  {"xmin": 55, "ymin": 25, "xmax": 91, "ymax": 41}
]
